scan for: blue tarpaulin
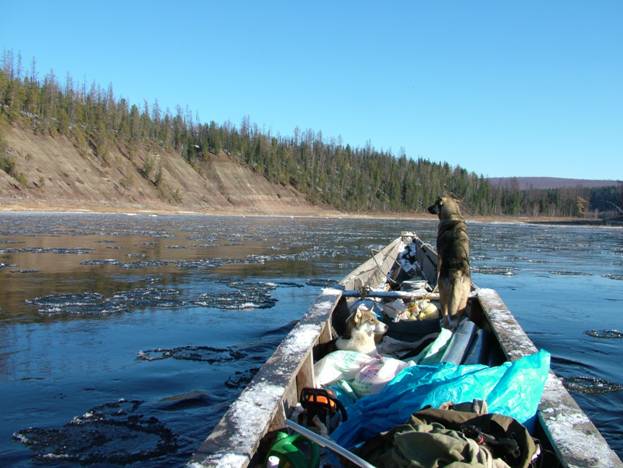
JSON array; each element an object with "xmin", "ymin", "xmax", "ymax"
[{"xmin": 331, "ymin": 350, "xmax": 550, "ymax": 449}]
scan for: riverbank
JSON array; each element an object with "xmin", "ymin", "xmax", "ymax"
[
  {"xmin": 3, "ymin": 125, "xmax": 611, "ymax": 225},
  {"xmin": 0, "ymin": 200, "xmax": 594, "ymax": 225}
]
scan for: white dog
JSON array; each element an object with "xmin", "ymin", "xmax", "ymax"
[{"xmin": 336, "ymin": 304, "xmax": 388, "ymax": 355}]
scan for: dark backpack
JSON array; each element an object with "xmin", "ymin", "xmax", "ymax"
[{"xmin": 356, "ymin": 407, "xmax": 539, "ymax": 468}]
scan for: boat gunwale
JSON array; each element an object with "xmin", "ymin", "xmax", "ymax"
[
  {"xmin": 189, "ymin": 237, "xmax": 404, "ymax": 467},
  {"xmin": 477, "ymin": 287, "xmax": 622, "ymax": 467}
]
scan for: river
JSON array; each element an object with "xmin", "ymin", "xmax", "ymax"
[{"xmin": 0, "ymin": 212, "xmax": 621, "ymax": 465}]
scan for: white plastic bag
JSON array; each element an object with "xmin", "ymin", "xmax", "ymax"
[
  {"xmin": 351, "ymin": 357, "xmax": 411, "ymax": 396},
  {"xmin": 314, "ymin": 350, "xmax": 411, "ymax": 397},
  {"xmin": 315, "ymin": 351, "xmax": 376, "ymax": 386}
]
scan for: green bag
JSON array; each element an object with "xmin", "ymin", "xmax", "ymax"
[{"xmin": 266, "ymin": 431, "xmax": 320, "ymax": 468}]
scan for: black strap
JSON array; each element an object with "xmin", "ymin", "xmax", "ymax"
[{"xmin": 462, "ymin": 424, "xmax": 520, "ymax": 459}]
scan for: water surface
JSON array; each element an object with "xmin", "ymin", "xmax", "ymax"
[{"xmin": 0, "ymin": 213, "xmax": 621, "ymax": 464}]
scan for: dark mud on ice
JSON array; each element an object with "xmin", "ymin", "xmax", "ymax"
[
  {"xmin": 585, "ymin": 329, "xmax": 623, "ymax": 339},
  {"xmin": 563, "ymin": 376, "xmax": 623, "ymax": 395},
  {"xmin": 13, "ymin": 400, "xmax": 178, "ymax": 464}
]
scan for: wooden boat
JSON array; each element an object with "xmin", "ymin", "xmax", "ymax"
[{"xmin": 190, "ymin": 232, "xmax": 621, "ymax": 467}]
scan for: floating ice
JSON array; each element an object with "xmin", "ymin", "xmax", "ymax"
[
  {"xmin": 193, "ymin": 280, "xmax": 278, "ymax": 310},
  {"xmin": 13, "ymin": 399, "xmax": 177, "ymax": 463},
  {"xmin": 80, "ymin": 258, "xmax": 121, "ymax": 266},
  {"xmin": 603, "ymin": 274, "xmax": 623, "ymax": 281},
  {"xmin": 549, "ymin": 270, "xmax": 592, "ymax": 277},
  {"xmin": 108, "ymin": 287, "xmax": 183, "ymax": 309},
  {"xmin": 225, "ymin": 367, "xmax": 260, "ymax": 389},
  {"xmin": 306, "ymin": 278, "xmax": 340, "ymax": 288},
  {"xmin": 176, "ymin": 258, "xmax": 232, "ymax": 270},
  {"xmin": 138, "ymin": 338, "xmax": 277, "ymax": 365},
  {"xmin": 121, "ymin": 260, "xmax": 176, "ymax": 269},
  {"xmin": 27, "ymin": 287, "xmax": 184, "ymax": 316},
  {"xmin": 26, "ymin": 292, "xmax": 105, "ymax": 315},
  {"xmin": 272, "ymin": 281, "xmax": 305, "ymax": 288},
  {"xmin": 137, "ymin": 345, "xmax": 245, "ymax": 363},
  {"xmin": 563, "ymin": 376, "xmax": 623, "ymax": 394},
  {"xmin": 472, "ymin": 266, "xmax": 516, "ymax": 276},
  {"xmin": 585, "ymin": 329, "xmax": 623, "ymax": 339},
  {"xmin": 0, "ymin": 247, "xmax": 94, "ymax": 254},
  {"xmin": 243, "ymin": 245, "xmax": 351, "ymax": 264}
]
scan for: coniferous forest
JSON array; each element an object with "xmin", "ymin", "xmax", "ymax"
[{"xmin": 0, "ymin": 51, "xmax": 620, "ymax": 217}]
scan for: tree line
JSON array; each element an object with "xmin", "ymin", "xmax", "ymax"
[{"xmin": 1, "ymin": 51, "xmax": 620, "ymax": 216}]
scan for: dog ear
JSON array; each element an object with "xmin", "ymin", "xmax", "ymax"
[
  {"xmin": 354, "ymin": 308, "xmax": 362, "ymax": 323},
  {"xmin": 445, "ymin": 191, "xmax": 461, "ymax": 201}
]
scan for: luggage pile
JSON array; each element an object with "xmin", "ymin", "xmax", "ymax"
[{"xmin": 265, "ymin": 243, "xmax": 551, "ymax": 467}]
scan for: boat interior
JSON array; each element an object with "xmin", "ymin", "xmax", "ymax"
[
  {"xmin": 192, "ymin": 232, "xmax": 618, "ymax": 467},
  {"xmin": 249, "ymin": 233, "xmax": 561, "ymax": 467}
]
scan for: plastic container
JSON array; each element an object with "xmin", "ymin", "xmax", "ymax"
[{"xmin": 266, "ymin": 431, "xmax": 320, "ymax": 468}]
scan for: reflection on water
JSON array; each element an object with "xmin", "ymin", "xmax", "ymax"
[{"xmin": 0, "ymin": 213, "xmax": 622, "ymax": 464}]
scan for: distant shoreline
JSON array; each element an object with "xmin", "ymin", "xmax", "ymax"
[{"xmin": 1, "ymin": 201, "xmax": 611, "ymax": 226}]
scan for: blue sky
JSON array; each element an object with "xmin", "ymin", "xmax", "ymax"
[{"xmin": 1, "ymin": 1, "xmax": 621, "ymax": 179}]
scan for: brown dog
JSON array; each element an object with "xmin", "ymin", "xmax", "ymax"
[{"xmin": 427, "ymin": 195, "xmax": 471, "ymax": 327}]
